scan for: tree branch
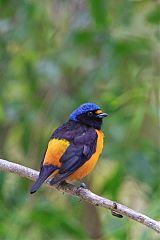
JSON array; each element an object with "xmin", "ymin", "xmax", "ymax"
[{"xmin": 0, "ymin": 158, "xmax": 160, "ymax": 233}]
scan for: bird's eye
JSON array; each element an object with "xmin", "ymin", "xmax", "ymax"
[{"xmin": 88, "ymin": 111, "xmax": 93, "ymax": 117}]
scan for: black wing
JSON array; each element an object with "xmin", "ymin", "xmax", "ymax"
[{"xmin": 50, "ymin": 127, "xmax": 97, "ymax": 184}]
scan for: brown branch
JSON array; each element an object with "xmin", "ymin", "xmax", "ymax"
[{"xmin": 0, "ymin": 158, "xmax": 160, "ymax": 233}]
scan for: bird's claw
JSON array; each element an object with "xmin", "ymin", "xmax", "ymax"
[{"xmin": 79, "ymin": 182, "xmax": 87, "ymax": 189}]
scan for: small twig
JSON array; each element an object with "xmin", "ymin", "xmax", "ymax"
[{"xmin": 0, "ymin": 158, "xmax": 160, "ymax": 233}]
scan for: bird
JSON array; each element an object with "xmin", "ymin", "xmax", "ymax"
[{"xmin": 30, "ymin": 102, "xmax": 108, "ymax": 194}]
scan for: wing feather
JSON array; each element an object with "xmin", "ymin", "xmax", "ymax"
[{"xmin": 50, "ymin": 128, "xmax": 97, "ymax": 184}]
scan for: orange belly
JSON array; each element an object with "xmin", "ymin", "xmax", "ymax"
[{"xmin": 67, "ymin": 129, "xmax": 104, "ymax": 181}]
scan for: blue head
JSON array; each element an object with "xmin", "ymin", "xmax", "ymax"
[{"xmin": 69, "ymin": 103, "xmax": 108, "ymax": 129}]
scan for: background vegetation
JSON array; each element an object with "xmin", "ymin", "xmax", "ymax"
[{"xmin": 0, "ymin": 0, "xmax": 159, "ymax": 239}]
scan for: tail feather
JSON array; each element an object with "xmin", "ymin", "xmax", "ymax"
[
  {"xmin": 30, "ymin": 165, "xmax": 58, "ymax": 194},
  {"xmin": 50, "ymin": 172, "xmax": 69, "ymax": 185}
]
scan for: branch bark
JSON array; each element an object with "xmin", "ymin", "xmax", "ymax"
[{"xmin": 0, "ymin": 158, "xmax": 160, "ymax": 233}]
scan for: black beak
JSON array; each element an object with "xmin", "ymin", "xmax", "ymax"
[{"xmin": 97, "ymin": 113, "xmax": 109, "ymax": 118}]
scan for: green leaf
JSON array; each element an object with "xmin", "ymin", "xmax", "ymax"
[
  {"xmin": 146, "ymin": 6, "xmax": 160, "ymax": 25},
  {"xmin": 88, "ymin": 0, "xmax": 107, "ymax": 28}
]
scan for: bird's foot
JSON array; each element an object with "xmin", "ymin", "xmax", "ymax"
[
  {"xmin": 79, "ymin": 182, "xmax": 87, "ymax": 189},
  {"xmin": 75, "ymin": 182, "xmax": 88, "ymax": 194}
]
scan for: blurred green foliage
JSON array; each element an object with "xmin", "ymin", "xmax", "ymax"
[{"xmin": 0, "ymin": 0, "xmax": 159, "ymax": 239}]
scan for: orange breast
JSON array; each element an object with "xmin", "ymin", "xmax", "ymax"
[{"xmin": 67, "ymin": 130, "xmax": 104, "ymax": 181}]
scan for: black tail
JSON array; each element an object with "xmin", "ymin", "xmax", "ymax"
[
  {"xmin": 30, "ymin": 165, "xmax": 58, "ymax": 194},
  {"xmin": 50, "ymin": 172, "xmax": 69, "ymax": 185}
]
